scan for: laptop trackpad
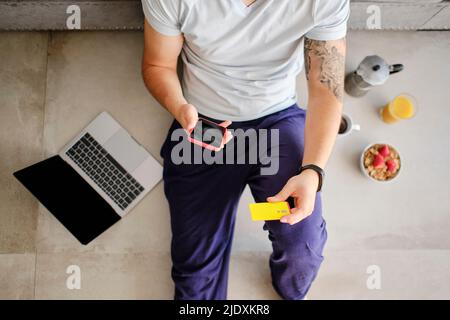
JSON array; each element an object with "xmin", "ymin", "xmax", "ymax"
[{"xmin": 102, "ymin": 129, "xmax": 148, "ymax": 173}]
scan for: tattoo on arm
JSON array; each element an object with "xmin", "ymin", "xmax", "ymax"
[{"xmin": 304, "ymin": 37, "xmax": 345, "ymax": 102}]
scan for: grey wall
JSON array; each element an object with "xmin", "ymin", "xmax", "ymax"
[{"xmin": 0, "ymin": 0, "xmax": 449, "ymax": 31}]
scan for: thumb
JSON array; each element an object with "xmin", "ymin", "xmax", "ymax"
[
  {"xmin": 267, "ymin": 183, "xmax": 294, "ymax": 203},
  {"xmin": 181, "ymin": 104, "xmax": 198, "ymax": 131},
  {"xmin": 185, "ymin": 110, "xmax": 198, "ymax": 132}
]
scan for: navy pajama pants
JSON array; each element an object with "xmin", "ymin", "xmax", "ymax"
[{"xmin": 160, "ymin": 104, "xmax": 327, "ymax": 300}]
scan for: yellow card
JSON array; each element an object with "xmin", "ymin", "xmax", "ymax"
[{"xmin": 248, "ymin": 202, "xmax": 291, "ymax": 221}]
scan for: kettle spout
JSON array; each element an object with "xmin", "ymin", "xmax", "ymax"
[{"xmin": 389, "ymin": 64, "xmax": 404, "ymax": 74}]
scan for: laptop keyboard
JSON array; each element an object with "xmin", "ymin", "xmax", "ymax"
[{"xmin": 66, "ymin": 132, "xmax": 144, "ymax": 210}]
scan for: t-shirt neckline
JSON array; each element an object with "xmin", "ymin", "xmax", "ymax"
[{"xmin": 232, "ymin": 0, "xmax": 263, "ymax": 15}]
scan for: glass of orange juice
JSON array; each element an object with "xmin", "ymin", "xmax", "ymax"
[{"xmin": 380, "ymin": 94, "xmax": 417, "ymax": 124}]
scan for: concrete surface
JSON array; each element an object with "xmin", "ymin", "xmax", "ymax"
[
  {"xmin": 0, "ymin": 254, "xmax": 36, "ymax": 299},
  {"xmin": 0, "ymin": 30, "xmax": 449, "ymax": 299},
  {"xmin": 0, "ymin": 32, "xmax": 48, "ymax": 253}
]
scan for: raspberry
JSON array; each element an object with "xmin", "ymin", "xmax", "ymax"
[
  {"xmin": 373, "ymin": 154, "xmax": 385, "ymax": 168},
  {"xmin": 386, "ymin": 159, "xmax": 397, "ymax": 172},
  {"xmin": 379, "ymin": 145, "xmax": 390, "ymax": 158}
]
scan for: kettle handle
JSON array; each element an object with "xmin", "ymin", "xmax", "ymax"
[{"xmin": 389, "ymin": 64, "xmax": 404, "ymax": 74}]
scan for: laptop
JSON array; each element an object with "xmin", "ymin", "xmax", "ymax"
[{"xmin": 13, "ymin": 111, "xmax": 163, "ymax": 245}]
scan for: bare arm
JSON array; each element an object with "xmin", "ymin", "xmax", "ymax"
[
  {"xmin": 303, "ymin": 37, "xmax": 346, "ymax": 168},
  {"xmin": 268, "ymin": 37, "xmax": 346, "ymax": 225},
  {"xmin": 142, "ymin": 21, "xmax": 198, "ymax": 130}
]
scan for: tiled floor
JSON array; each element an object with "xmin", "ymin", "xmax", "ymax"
[{"xmin": 0, "ymin": 30, "xmax": 449, "ymax": 299}]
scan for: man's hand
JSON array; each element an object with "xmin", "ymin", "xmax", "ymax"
[
  {"xmin": 177, "ymin": 103, "xmax": 233, "ymax": 150},
  {"xmin": 267, "ymin": 170, "xmax": 319, "ymax": 225},
  {"xmin": 175, "ymin": 103, "xmax": 199, "ymax": 132}
]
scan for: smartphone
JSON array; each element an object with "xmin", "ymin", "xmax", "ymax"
[
  {"xmin": 248, "ymin": 201, "xmax": 291, "ymax": 221},
  {"xmin": 188, "ymin": 118, "xmax": 227, "ymax": 151}
]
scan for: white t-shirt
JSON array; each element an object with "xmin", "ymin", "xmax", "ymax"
[{"xmin": 142, "ymin": 0, "xmax": 349, "ymax": 121}]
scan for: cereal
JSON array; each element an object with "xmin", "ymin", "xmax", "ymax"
[{"xmin": 362, "ymin": 144, "xmax": 401, "ymax": 181}]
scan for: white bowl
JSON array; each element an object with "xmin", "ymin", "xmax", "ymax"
[{"xmin": 360, "ymin": 143, "xmax": 401, "ymax": 183}]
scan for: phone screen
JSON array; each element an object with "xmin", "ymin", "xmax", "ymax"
[{"xmin": 190, "ymin": 119, "xmax": 225, "ymax": 148}]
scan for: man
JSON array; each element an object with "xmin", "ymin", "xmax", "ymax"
[{"xmin": 141, "ymin": 0, "xmax": 349, "ymax": 300}]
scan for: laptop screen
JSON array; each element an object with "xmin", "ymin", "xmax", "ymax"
[{"xmin": 13, "ymin": 155, "xmax": 121, "ymax": 245}]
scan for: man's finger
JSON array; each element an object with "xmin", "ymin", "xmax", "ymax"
[
  {"xmin": 221, "ymin": 130, "xmax": 233, "ymax": 146},
  {"xmin": 181, "ymin": 104, "xmax": 198, "ymax": 131},
  {"xmin": 219, "ymin": 120, "xmax": 232, "ymax": 128},
  {"xmin": 280, "ymin": 206, "xmax": 310, "ymax": 225},
  {"xmin": 185, "ymin": 114, "xmax": 198, "ymax": 131},
  {"xmin": 267, "ymin": 182, "xmax": 294, "ymax": 202},
  {"xmin": 280, "ymin": 211, "xmax": 308, "ymax": 225}
]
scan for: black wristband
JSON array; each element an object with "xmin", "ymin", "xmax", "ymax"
[{"xmin": 299, "ymin": 164, "xmax": 325, "ymax": 192}]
